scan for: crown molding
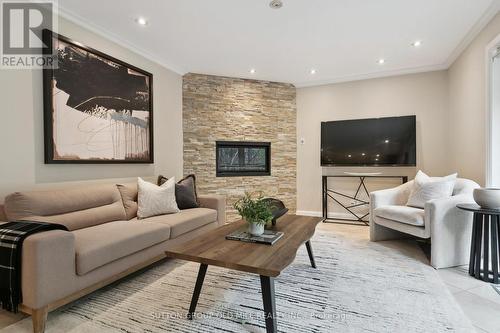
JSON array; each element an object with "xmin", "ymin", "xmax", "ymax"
[
  {"xmin": 294, "ymin": 63, "xmax": 448, "ymax": 88},
  {"xmin": 56, "ymin": 5, "xmax": 186, "ymax": 75},
  {"xmin": 444, "ymin": 0, "xmax": 500, "ymax": 68}
]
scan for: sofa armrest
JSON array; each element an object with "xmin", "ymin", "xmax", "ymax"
[
  {"xmin": 198, "ymin": 195, "xmax": 226, "ymax": 226},
  {"xmin": 21, "ymin": 230, "xmax": 75, "ymax": 309}
]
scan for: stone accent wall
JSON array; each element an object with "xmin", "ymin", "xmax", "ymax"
[{"xmin": 183, "ymin": 73, "xmax": 297, "ymax": 222}]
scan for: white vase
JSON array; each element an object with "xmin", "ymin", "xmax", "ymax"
[{"xmin": 248, "ymin": 222, "xmax": 265, "ymax": 236}]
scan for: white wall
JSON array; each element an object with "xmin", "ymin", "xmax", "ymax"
[
  {"xmin": 0, "ymin": 17, "xmax": 183, "ymax": 200},
  {"xmin": 448, "ymin": 13, "xmax": 500, "ymax": 185},
  {"xmin": 296, "ymin": 71, "xmax": 450, "ymax": 215}
]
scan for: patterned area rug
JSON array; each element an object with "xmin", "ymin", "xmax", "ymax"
[{"xmin": 1, "ymin": 228, "xmax": 473, "ymax": 333}]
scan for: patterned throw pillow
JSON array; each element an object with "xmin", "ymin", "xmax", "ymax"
[
  {"xmin": 406, "ymin": 170, "xmax": 457, "ymax": 208},
  {"xmin": 158, "ymin": 174, "xmax": 200, "ymax": 210},
  {"xmin": 137, "ymin": 177, "xmax": 179, "ymax": 219}
]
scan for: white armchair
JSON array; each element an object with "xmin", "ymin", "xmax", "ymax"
[{"xmin": 369, "ymin": 178, "xmax": 480, "ymax": 269}]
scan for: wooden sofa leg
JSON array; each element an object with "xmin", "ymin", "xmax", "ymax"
[{"xmin": 32, "ymin": 306, "xmax": 48, "ymax": 333}]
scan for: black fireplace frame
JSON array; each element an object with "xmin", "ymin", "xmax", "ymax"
[{"xmin": 216, "ymin": 141, "xmax": 271, "ymax": 177}]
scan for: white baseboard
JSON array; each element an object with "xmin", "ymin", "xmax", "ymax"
[{"xmin": 296, "ymin": 210, "xmax": 359, "ymax": 220}]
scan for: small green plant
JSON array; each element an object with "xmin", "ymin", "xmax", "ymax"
[{"xmin": 233, "ymin": 192, "xmax": 273, "ymax": 226}]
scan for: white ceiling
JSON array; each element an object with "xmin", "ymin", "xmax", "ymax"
[{"xmin": 58, "ymin": 0, "xmax": 499, "ymax": 87}]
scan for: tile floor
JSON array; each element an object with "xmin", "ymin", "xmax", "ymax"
[
  {"xmin": 0, "ymin": 222, "xmax": 498, "ymax": 332},
  {"xmin": 437, "ymin": 265, "xmax": 500, "ymax": 333}
]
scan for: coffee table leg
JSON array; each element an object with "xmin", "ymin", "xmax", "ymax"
[
  {"xmin": 188, "ymin": 263, "xmax": 208, "ymax": 320},
  {"xmin": 260, "ymin": 276, "xmax": 277, "ymax": 333},
  {"xmin": 305, "ymin": 240, "xmax": 317, "ymax": 268}
]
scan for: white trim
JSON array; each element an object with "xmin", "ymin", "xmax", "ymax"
[
  {"xmin": 56, "ymin": 5, "xmax": 186, "ymax": 75},
  {"xmin": 485, "ymin": 32, "xmax": 500, "ymax": 187},
  {"xmin": 445, "ymin": 1, "xmax": 500, "ymax": 68},
  {"xmin": 296, "ymin": 210, "xmax": 357, "ymax": 220},
  {"xmin": 296, "ymin": 210, "xmax": 322, "ymax": 217}
]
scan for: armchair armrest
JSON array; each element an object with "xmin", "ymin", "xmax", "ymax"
[
  {"xmin": 369, "ymin": 182, "xmax": 413, "ymax": 241},
  {"xmin": 21, "ymin": 230, "xmax": 75, "ymax": 309},
  {"xmin": 425, "ymin": 193, "xmax": 475, "ymax": 268},
  {"xmin": 425, "ymin": 193, "xmax": 475, "ymax": 224},
  {"xmin": 198, "ymin": 194, "xmax": 226, "ymax": 226},
  {"xmin": 370, "ymin": 183, "xmax": 411, "ymax": 208}
]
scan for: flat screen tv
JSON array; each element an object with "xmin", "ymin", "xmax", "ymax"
[{"xmin": 321, "ymin": 115, "xmax": 416, "ymax": 166}]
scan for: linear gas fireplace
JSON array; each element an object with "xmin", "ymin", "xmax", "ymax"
[{"xmin": 216, "ymin": 141, "xmax": 271, "ymax": 177}]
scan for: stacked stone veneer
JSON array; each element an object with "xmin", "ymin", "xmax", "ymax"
[{"xmin": 183, "ymin": 73, "xmax": 297, "ymax": 222}]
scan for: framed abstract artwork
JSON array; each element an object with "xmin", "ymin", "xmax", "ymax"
[{"xmin": 42, "ymin": 30, "xmax": 154, "ymax": 163}]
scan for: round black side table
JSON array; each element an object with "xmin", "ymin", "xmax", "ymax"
[{"xmin": 456, "ymin": 203, "xmax": 500, "ymax": 284}]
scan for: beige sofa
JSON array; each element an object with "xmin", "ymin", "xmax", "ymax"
[{"xmin": 0, "ymin": 180, "xmax": 225, "ymax": 333}]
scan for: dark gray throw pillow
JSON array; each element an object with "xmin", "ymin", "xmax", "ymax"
[{"xmin": 157, "ymin": 174, "xmax": 199, "ymax": 210}]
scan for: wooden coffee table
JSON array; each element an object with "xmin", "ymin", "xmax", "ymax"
[{"xmin": 164, "ymin": 214, "xmax": 323, "ymax": 333}]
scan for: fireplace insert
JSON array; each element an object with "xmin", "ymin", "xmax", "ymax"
[{"xmin": 216, "ymin": 141, "xmax": 271, "ymax": 177}]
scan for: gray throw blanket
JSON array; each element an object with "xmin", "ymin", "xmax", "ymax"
[{"xmin": 0, "ymin": 221, "xmax": 68, "ymax": 312}]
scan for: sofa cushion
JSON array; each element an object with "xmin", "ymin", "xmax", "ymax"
[
  {"xmin": 74, "ymin": 220, "xmax": 170, "ymax": 275},
  {"xmin": 374, "ymin": 205, "xmax": 425, "ymax": 227},
  {"xmin": 137, "ymin": 208, "xmax": 217, "ymax": 238},
  {"xmin": 4, "ymin": 184, "xmax": 127, "ymax": 231},
  {"xmin": 116, "ymin": 182, "xmax": 138, "ymax": 220}
]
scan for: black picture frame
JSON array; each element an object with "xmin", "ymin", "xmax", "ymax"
[{"xmin": 42, "ymin": 29, "xmax": 154, "ymax": 164}]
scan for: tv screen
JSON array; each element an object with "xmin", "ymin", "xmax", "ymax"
[{"xmin": 321, "ymin": 115, "xmax": 416, "ymax": 166}]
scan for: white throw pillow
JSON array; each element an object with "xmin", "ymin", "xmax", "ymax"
[
  {"xmin": 137, "ymin": 177, "xmax": 179, "ymax": 219},
  {"xmin": 414, "ymin": 170, "xmax": 457, "ymax": 183},
  {"xmin": 406, "ymin": 170, "xmax": 457, "ymax": 208}
]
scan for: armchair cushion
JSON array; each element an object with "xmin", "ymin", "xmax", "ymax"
[
  {"xmin": 374, "ymin": 205, "xmax": 425, "ymax": 227},
  {"xmin": 406, "ymin": 171, "xmax": 457, "ymax": 208}
]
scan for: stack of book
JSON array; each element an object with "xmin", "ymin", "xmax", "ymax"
[{"xmin": 226, "ymin": 229, "xmax": 284, "ymax": 245}]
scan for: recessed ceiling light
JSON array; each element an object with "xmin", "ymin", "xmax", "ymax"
[
  {"xmin": 378, "ymin": 59, "xmax": 385, "ymax": 65},
  {"xmin": 310, "ymin": 69, "xmax": 317, "ymax": 75},
  {"xmin": 384, "ymin": 139, "xmax": 390, "ymax": 143},
  {"xmin": 250, "ymin": 68, "xmax": 256, "ymax": 74},
  {"xmin": 269, "ymin": 0, "xmax": 283, "ymax": 9},
  {"xmin": 412, "ymin": 40, "xmax": 422, "ymax": 47},
  {"xmin": 361, "ymin": 153, "xmax": 366, "ymax": 156},
  {"xmin": 136, "ymin": 17, "xmax": 148, "ymax": 26}
]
